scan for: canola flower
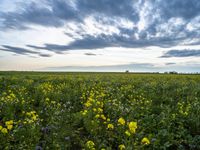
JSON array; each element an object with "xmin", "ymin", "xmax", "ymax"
[
  {"xmin": 107, "ymin": 118, "xmax": 110, "ymax": 122},
  {"xmin": 118, "ymin": 144, "xmax": 125, "ymax": 150},
  {"xmin": 141, "ymin": 137, "xmax": 150, "ymax": 145},
  {"xmin": 7, "ymin": 125, "xmax": 13, "ymax": 130},
  {"xmin": 125, "ymin": 130, "xmax": 131, "ymax": 137},
  {"xmin": 82, "ymin": 110, "xmax": 88, "ymax": 116},
  {"xmin": 128, "ymin": 121, "xmax": 137, "ymax": 134},
  {"xmin": 5, "ymin": 120, "xmax": 13, "ymax": 126},
  {"xmin": 86, "ymin": 140, "xmax": 95, "ymax": 149},
  {"xmin": 85, "ymin": 101, "xmax": 92, "ymax": 107},
  {"xmin": 95, "ymin": 114, "xmax": 100, "ymax": 118},
  {"xmin": 5, "ymin": 120, "xmax": 14, "ymax": 130},
  {"xmin": 107, "ymin": 124, "xmax": 114, "ymax": 130},
  {"xmin": 1, "ymin": 128, "xmax": 8, "ymax": 134},
  {"xmin": 118, "ymin": 117, "xmax": 125, "ymax": 125},
  {"xmin": 101, "ymin": 114, "xmax": 106, "ymax": 120},
  {"xmin": 98, "ymin": 108, "xmax": 103, "ymax": 113},
  {"xmin": 24, "ymin": 111, "xmax": 39, "ymax": 124}
]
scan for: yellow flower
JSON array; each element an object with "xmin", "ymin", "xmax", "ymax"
[
  {"xmin": 118, "ymin": 144, "xmax": 125, "ymax": 150},
  {"xmin": 7, "ymin": 125, "xmax": 13, "ymax": 130},
  {"xmin": 85, "ymin": 101, "xmax": 92, "ymax": 107},
  {"xmin": 107, "ymin": 124, "xmax": 114, "ymax": 130},
  {"xmin": 97, "ymin": 101, "xmax": 101, "ymax": 105},
  {"xmin": 1, "ymin": 128, "xmax": 8, "ymax": 134},
  {"xmin": 86, "ymin": 140, "xmax": 95, "ymax": 149},
  {"xmin": 5, "ymin": 120, "xmax": 13, "ymax": 126},
  {"xmin": 118, "ymin": 117, "xmax": 125, "ymax": 125},
  {"xmin": 125, "ymin": 130, "xmax": 131, "ymax": 137},
  {"xmin": 32, "ymin": 115, "xmax": 37, "ymax": 121},
  {"xmin": 107, "ymin": 118, "xmax": 110, "ymax": 122},
  {"xmin": 82, "ymin": 110, "xmax": 88, "ymax": 115},
  {"xmin": 141, "ymin": 137, "xmax": 150, "ymax": 145},
  {"xmin": 128, "ymin": 121, "xmax": 137, "ymax": 134},
  {"xmin": 26, "ymin": 112, "xmax": 31, "ymax": 116},
  {"xmin": 95, "ymin": 114, "xmax": 100, "ymax": 118},
  {"xmin": 101, "ymin": 114, "xmax": 106, "ymax": 120},
  {"xmin": 98, "ymin": 108, "xmax": 103, "ymax": 113}
]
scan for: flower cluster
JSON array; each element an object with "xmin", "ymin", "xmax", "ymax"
[
  {"xmin": 86, "ymin": 140, "xmax": 95, "ymax": 150},
  {"xmin": 22, "ymin": 111, "xmax": 39, "ymax": 124},
  {"xmin": 0, "ymin": 120, "xmax": 14, "ymax": 134},
  {"xmin": 118, "ymin": 117, "xmax": 125, "ymax": 125},
  {"xmin": 128, "ymin": 121, "xmax": 137, "ymax": 134},
  {"xmin": 141, "ymin": 137, "xmax": 150, "ymax": 145}
]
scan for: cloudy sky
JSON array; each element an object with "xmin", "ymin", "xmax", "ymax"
[{"xmin": 0, "ymin": 0, "xmax": 200, "ymax": 72}]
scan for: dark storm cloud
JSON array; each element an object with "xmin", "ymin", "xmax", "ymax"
[
  {"xmin": 156, "ymin": 0, "xmax": 200, "ymax": 20},
  {"xmin": 5, "ymin": 0, "xmax": 199, "ymax": 30},
  {"xmin": 165, "ymin": 63, "xmax": 176, "ymax": 65},
  {"xmin": 0, "ymin": 2, "xmax": 64, "ymax": 29},
  {"xmin": 0, "ymin": 45, "xmax": 52, "ymax": 57},
  {"xmin": 84, "ymin": 53, "xmax": 97, "ymax": 56},
  {"xmin": 27, "ymin": 33, "xmax": 186, "ymax": 51},
  {"xmin": 0, "ymin": 0, "xmax": 139, "ymax": 29},
  {"xmin": 77, "ymin": 0, "xmax": 139, "ymax": 21},
  {"xmin": 161, "ymin": 49, "xmax": 200, "ymax": 58},
  {"xmin": 39, "ymin": 53, "xmax": 52, "ymax": 57},
  {"xmin": 0, "ymin": 0, "xmax": 200, "ymax": 53},
  {"xmin": 27, "ymin": 44, "xmax": 68, "ymax": 53},
  {"xmin": 0, "ymin": 45, "xmax": 38, "ymax": 55}
]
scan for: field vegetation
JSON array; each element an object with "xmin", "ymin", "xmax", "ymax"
[{"xmin": 0, "ymin": 72, "xmax": 200, "ymax": 149}]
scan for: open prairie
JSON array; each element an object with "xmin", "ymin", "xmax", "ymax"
[{"xmin": 0, "ymin": 72, "xmax": 200, "ymax": 149}]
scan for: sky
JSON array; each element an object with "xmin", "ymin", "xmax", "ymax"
[{"xmin": 0, "ymin": 0, "xmax": 200, "ymax": 72}]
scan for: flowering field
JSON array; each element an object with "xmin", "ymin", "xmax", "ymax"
[{"xmin": 0, "ymin": 72, "xmax": 200, "ymax": 149}]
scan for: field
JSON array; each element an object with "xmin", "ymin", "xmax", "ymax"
[{"xmin": 0, "ymin": 72, "xmax": 200, "ymax": 150}]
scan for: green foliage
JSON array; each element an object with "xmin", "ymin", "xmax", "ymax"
[{"xmin": 0, "ymin": 72, "xmax": 200, "ymax": 149}]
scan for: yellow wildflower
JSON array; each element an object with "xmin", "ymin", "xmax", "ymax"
[
  {"xmin": 95, "ymin": 114, "xmax": 100, "ymax": 118},
  {"xmin": 98, "ymin": 108, "xmax": 103, "ymax": 113},
  {"xmin": 128, "ymin": 121, "xmax": 137, "ymax": 133},
  {"xmin": 107, "ymin": 118, "xmax": 110, "ymax": 122},
  {"xmin": 97, "ymin": 101, "xmax": 101, "ymax": 105},
  {"xmin": 5, "ymin": 120, "xmax": 13, "ymax": 126},
  {"xmin": 101, "ymin": 114, "xmax": 106, "ymax": 120},
  {"xmin": 7, "ymin": 125, "xmax": 13, "ymax": 130},
  {"xmin": 1, "ymin": 128, "xmax": 8, "ymax": 134},
  {"xmin": 84, "ymin": 101, "xmax": 92, "ymax": 107},
  {"xmin": 26, "ymin": 112, "xmax": 31, "ymax": 116},
  {"xmin": 32, "ymin": 115, "xmax": 37, "ymax": 121},
  {"xmin": 82, "ymin": 110, "xmax": 88, "ymax": 115},
  {"xmin": 118, "ymin": 117, "xmax": 125, "ymax": 125},
  {"xmin": 86, "ymin": 140, "xmax": 95, "ymax": 149},
  {"xmin": 141, "ymin": 137, "xmax": 150, "ymax": 145},
  {"xmin": 107, "ymin": 124, "xmax": 114, "ymax": 130},
  {"xmin": 118, "ymin": 144, "xmax": 125, "ymax": 150},
  {"xmin": 125, "ymin": 130, "xmax": 131, "ymax": 137}
]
